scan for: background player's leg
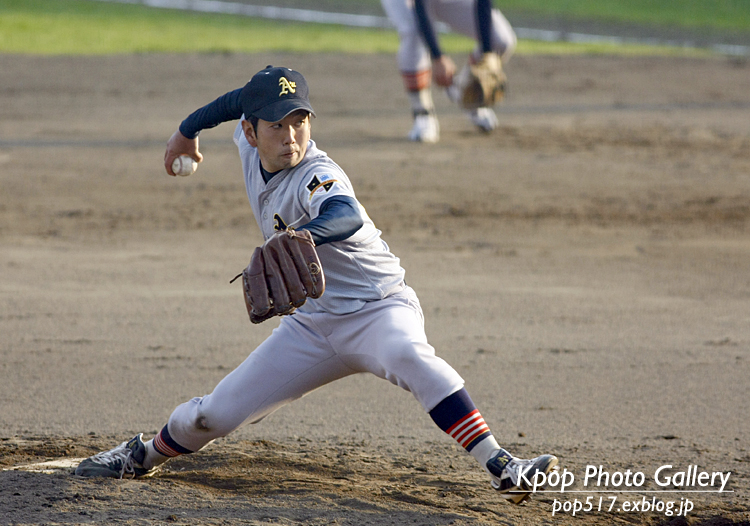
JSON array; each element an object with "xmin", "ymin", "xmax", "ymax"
[
  {"xmin": 381, "ymin": 0, "xmax": 439, "ymax": 142},
  {"xmin": 433, "ymin": 0, "xmax": 517, "ymax": 61},
  {"xmin": 434, "ymin": 0, "xmax": 517, "ymax": 132}
]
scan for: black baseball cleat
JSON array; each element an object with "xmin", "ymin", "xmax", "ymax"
[
  {"xmin": 75, "ymin": 433, "xmax": 156, "ymax": 479},
  {"xmin": 486, "ymin": 448, "xmax": 558, "ymax": 504}
]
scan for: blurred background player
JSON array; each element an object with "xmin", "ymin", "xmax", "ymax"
[{"xmin": 381, "ymin": 0, "xmax": 516, "ymax": 142}]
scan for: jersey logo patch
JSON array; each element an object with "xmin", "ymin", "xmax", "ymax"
[
  {"xmin": 306, "ymin": 174, "xmax": 337, "ymax": 199},
  {"xmin": 279, "ymin": 77, "xmax": 296, "ymax": 96},
  {"xmin": 273, "ymin": 214, "xmax": 288, "ymax": 231}
]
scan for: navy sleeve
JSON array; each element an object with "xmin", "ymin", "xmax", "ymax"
[
  {"xmin": 299, "ymin": 195, "xmax": 364, "ymax": 246},
  {"xmin": 477, "ymin": 0, "xmax": 493, "ymax": 54},
  {"xmin": 414, "ymin": 0, "xmax": 442, "ymax": 59},
  {"xmin": 178, "ymin": 88, "xmax": 244, "ymax": 139}
]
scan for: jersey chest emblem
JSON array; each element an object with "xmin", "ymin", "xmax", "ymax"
[
  {"xmin": 273, "ymin": 214, "xmax": 288, "ymax": 231},
  {"xmin": 306, "ymin": 173, "xmax": 338, "ymax": 199}
]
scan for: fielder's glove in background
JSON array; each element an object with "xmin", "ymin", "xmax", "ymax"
[
  {"xmin": 232, "ymin": 229, "xmax": 325, "ymax": 324},
  {"xmin": 454, "ymin": 52, "xmax": 507, "ymax": 110}
]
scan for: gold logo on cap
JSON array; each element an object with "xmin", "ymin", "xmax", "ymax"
[{"xmin": 278, "ymin": 77, "xmax": 296, "ymax": 96}]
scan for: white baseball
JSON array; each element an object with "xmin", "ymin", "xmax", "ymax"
[{"xmin": 172, "ymin": 155, "xmax": 197, "ymax": 176}]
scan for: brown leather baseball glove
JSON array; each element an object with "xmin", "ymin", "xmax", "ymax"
[
  {"xmin": 454, "ymin": 52, "xmax": 507, "ymax": 110},
  {"xmin": 231, "ymin": 229, "xmax": 325, "ymax": 324}
]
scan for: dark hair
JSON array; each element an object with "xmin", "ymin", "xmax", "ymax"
[{"xmin": 247, "ymin": 111, "xmax": 311, "ymax": 131}]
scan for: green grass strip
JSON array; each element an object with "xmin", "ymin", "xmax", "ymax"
[
  {"xmin": 0, "ymin": 0, "xmax": 721, "ymax": 56},
  {"xmin": 0, "ymin": 0, "xmax": 393, "ymax": 54},
  {"xmin": 499, "ymin": 0, "xmax": 750, "ymax": 32}
]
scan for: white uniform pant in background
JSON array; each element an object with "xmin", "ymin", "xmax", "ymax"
[
  {"xmin": 380, "ymin": 0, "xmax": 517, "ymax": 73},
  {"xmin": 167, "ymin": 287, "xmax": 465, "ymax": 453}
]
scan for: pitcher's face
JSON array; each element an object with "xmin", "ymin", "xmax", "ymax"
[{"xmin": 243, "ymin": 110, "xmax": 311, "ymax": 173}]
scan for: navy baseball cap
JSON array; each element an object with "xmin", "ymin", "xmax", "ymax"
[{"xmin": 240, "ymin": 66, "xmax": 315, "ymax": 122}]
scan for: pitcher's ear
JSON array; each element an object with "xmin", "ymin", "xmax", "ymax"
[{"xmin": 242, "ymin": 119, "xmax": 258, "ymax": 147}]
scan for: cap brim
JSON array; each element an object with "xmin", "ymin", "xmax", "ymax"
[{"xmin": 253, "ymin": 99, "xmax": 316, "ymax": 123}]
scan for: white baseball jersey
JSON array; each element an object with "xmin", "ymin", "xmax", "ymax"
[{"xmin": 233, "ymin": 122, "xmax": 406, "ymax": 315}]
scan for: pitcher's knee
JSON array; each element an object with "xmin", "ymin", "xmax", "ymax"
[
  {"xmin": 194, "ymin": 416, "xmax": 210, "ymax": 431},
  {"xmin": 383, "ymin": 342, "xmax": 438, "ymax": 375},
  {"xmin": 191, "ymin": 408, "xmax": 244, "ymax": 439},
  {"xmin": 170, "ymin": 397, "xmax": 240, "ymax": 447}
]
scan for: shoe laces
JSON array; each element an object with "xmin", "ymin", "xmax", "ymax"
[{"xmin": 90, "ymin": 441, "xmax": 136, "ymax": 477}]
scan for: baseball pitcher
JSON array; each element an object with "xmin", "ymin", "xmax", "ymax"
[{"xmin": 75, "ymin": 65, "xmax": 557, "ymax": 504}]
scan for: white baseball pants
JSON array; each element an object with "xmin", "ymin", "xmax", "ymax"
[
  {"xmin": 166, "ymin": 286, "xmax": 465, "ymax": 453},
  {"xmin": 380, "ymin": 0, "xmax": 517, "ymax": 73}
]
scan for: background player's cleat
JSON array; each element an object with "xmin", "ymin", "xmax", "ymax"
[
  {"xmin": 467, "ymin": 107, "xmax": 499, "ymax": 132},
  {"xmin": 75, "ymin": 433, "xmax": 155, "ymax": 479},
  {"xmin": 408, "ymin": 113, "xmax": 440, "ymax": 143},
  {"xmin": 486, "ymin": 449, "xmax": 558, "ymax": 504}
]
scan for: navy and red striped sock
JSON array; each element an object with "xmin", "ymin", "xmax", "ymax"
[
  {"xmin": 152, "ymin": 424, "xmax": 193, "ymax": 458},
  {"xmin": 430, "ymin": 388, "xmax": 492, "ymax": 452}
]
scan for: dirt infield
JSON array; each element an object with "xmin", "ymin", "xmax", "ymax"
[{"xmin": 1, "ymin": 51, "xmax": 749, "ymax": 525}]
